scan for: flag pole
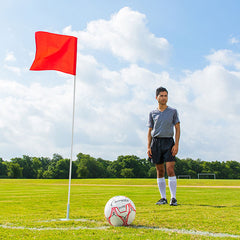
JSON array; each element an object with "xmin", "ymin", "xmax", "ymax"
[
  {"xmin": 29, "ymin": 31, "xmax": 78, "ymax": 221},
  {"xmin": 66, "ymin": 74, "xmax": 76, "ymax": 220}
]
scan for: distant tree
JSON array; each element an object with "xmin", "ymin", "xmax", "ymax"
[
  {"xmin": 148, "ymin": 166, "xmax": 157, "ymax": 178},
  {"xmin": 11, "ymin": 156, "xmax": 35, "ymax": 178},
  {"xmin": 186, "ymin": 158, "xmax": 202, "ymax": 178},
  {"xmin": 3, "ymin": 152, "xmax": 240, "ymax": 179},
  {"xmin": 208, "ymin": 161, "xmax": 223, "ymax": 179},
  {"xmin": 112, "ymin": 155, "xmax": 149, "ymax": 178},
  {"xmin": 7, "ymin": 162, "xmax": 23, "ymax": 178},
  {"xmin": 54, "ymin": 159, "xmax": 69, "ymax": 179},
  {"xmin": 31, "ymin": 157, "xmax": 42, "ymax": 178},
  {"xmin": 121, "ymin": 168, "xmax": 135, "ymax": 178},
  {"xmin": 42, "ymin": 168, "xmax": 55, "ymax": 179},
  {"xmin": 96, "ymin": 158, "xmax": 112, "ymax": 177},
  {"xmin": 200, "ymin": 161, "xmax": 211, "ymax": 174},
  {"xmin": 137, "ymin": 158, "xmax": 152, "ymax": 178},
  {"xmin": 39, "ymin": 157, "xmax": 51, "ymax": 170},
  {"xmin": 0, "ymin": 158, "xmax": 8, "ymax": 177},
  {"xmin": 42, "ymin": 155, "xmax": 59, "ymax": 179},
  {"xmin": 76, "ymin": 153, "xmax": 106, "ymax": 178},
  {"xmin": 54, "ymin": 158, "xmax": 77, "ymax": 179},
  {"xmin": 107, "ymin": 160, "xmax": 122, "ymax": 178},
  {"xmin": 175, "ymin": 157, "xmax": 186, "ymax": 176},
  {"xmin": 52, "ymin": 153, "xmax": 63, "ymax": 162},
  {"xmin": 33, "ymin": 157, "xmax": 51, "ymax": 179},
  {"xmin": 77, "ymin": 165, "xmax": 89, "ymax": 179},
  {"xmin": 175, "ymin": 158, "xmax": 203, "ymax": 178},
  {"xmin": 225, "ymin": 161, "xmax": 240, "ymax": 179}
]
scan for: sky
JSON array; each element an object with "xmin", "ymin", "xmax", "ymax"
[{"xmin": 0, "ymin": 0, "xmax": 240, "ymax": 162}]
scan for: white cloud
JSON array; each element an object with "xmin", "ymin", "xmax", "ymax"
[
  {"xmin": 4, "ymin": 51, "xmax": 16, "ymax": 62},
  {"xmin": 229, "ymin": 37, "xmax": 240, "ymax": 45},
  {"xmin": 63, "ymin": 7, "xmax": 170, "ymax": 65},
  {"xmin": 179, "ymin": 58, "xmax": 240, "ymax": 161},
  {"xmin": 0, "ymin": 52, "xmax": 173, "ymax": 161},
  {"xmin": 205, "ymin": 49, "xmax": 240, "ymax": 70},
  {"xmin": 1, "ymin": 53, "xmax": 240, "ymax": 162},
  {"xmin": 3, "ymin": 64, "xmax": 22, "ymax": 75},
  {"xmin": 0, "ymin": 77, "xmax": 78, "ymax": 157},
  {"xmin": 2, "ymin": 50, "xmax": 239, "ymax": 162}
]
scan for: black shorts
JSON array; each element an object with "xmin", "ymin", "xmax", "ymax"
[{"xmin": 149, "ymin": 137, "xmax": 176, "ymax": 164}]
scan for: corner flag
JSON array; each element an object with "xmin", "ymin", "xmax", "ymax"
[
  {"xmin": 30, "ymin": 31, "xmax": 77, "ymax": 75},
  {"xmin": 30, "ymin": 31, "xmax": 78, "ymax": 220}
]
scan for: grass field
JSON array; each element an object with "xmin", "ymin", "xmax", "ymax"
[{"xmin": 0, "ymin": 179, "xmax": 239, "ymax": 239}]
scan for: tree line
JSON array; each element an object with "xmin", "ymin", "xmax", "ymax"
[{"xmin": 0, "ymin": 153, "xmax": 240, "ymax": 179}]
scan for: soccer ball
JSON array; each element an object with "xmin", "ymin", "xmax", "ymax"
[{"xmin": 104, "ymin": 196, "xmax": 136, "ymax": 226}]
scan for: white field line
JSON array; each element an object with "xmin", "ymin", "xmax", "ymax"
[
  {"xmin": 0, "ymin": 219, "xmax": 240, "ymax": 238},
  {"xmin": 38, "ymin": 218, "xmax": 98, "ymax": 223},
  {"xmin": 132, "ymin": 226, "xmax": 240, "ymax": 238},
  {"xmin": 0, "ymin": 224, "xmax": 108, "ymax": 230}
]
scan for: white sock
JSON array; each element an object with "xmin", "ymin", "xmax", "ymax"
[
  {"xmin": 168, "ymin": 176, "xmax": 177, "ymax": 199},
  {"xmin": 157, "ymin": 177, "xmax": 166, "ymax": 199}
]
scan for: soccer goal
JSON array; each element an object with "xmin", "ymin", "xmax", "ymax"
[
  {"xmin": 178, "ymin": 175, "xmax": 191, "ymax": 179},
  {"xmin": 198, "ymin": 173, "xmax": 216, "ymax": 179}
]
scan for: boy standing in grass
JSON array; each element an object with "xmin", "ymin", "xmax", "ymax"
[{"xmin": 147, "ymin": 87, "xmax": 180, "ymax": 206}]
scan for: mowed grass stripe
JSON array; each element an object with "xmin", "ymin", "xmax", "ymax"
[{"xmin": 1, "ymin": 178, "xmax": 239, "ymax": 185}]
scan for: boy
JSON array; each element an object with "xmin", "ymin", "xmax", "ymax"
[{"xmin": 147, "ymin": 87, "xmax": 180, "ymax": 206}]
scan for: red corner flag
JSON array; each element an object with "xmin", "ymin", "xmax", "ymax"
[{"xmin": 30, "ymin": 31, "xmax": 77, "ymax": 75}]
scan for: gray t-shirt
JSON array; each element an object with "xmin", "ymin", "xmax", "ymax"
[{"xmin": 147, "ymin": 106, "xmax": 180, "ymax": 138}]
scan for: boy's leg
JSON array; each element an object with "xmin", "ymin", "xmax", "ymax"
[
  {"xmin": 156, "ymin": 164, "xmax": 167, "ymax": 204},
  {"xmin": 166, "ymin": 162, "xmax": 177, "ymax": 205}
]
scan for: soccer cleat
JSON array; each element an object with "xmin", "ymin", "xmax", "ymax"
[
  {"xmin": 170, "ymin": 198, "xmax": 177, "ymax": 206},
  {"xmin": 156, "ymin": 198, "xmax": 168, "ymax": 205}
]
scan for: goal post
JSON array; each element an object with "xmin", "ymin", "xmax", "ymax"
[{"xmin": 198, "ymin": 173, "xmax": 216, "ymax": 179}]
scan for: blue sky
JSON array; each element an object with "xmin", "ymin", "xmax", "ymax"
[{"xmin": 1, "ymin": 0, "xmax": 240, "ymax": 162}]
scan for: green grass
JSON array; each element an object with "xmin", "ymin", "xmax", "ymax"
[{"xmin": 0, "ymin": 179, "xmax": 239, "ymax": 239}]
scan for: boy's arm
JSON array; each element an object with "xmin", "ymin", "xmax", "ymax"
[
  {"xmin": 172, "ymin": 122, "xmax": 180, "ymax": 156},
  {"xmin": 147, "ymin": 128, "xmax": 152, "ymax": 158}
]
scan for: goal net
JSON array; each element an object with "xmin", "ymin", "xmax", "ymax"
[{"xmin": 198, "ymin": 173, "xmax": 216, "ymax": 179}]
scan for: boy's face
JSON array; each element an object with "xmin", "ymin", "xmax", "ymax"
[{"xmin": 156, "ymin": 91, "xmax": 168, "ymax": 105}]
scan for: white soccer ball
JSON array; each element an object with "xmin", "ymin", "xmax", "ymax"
[{"xmin": 104, "ymin": 196, "xmax": 136, "ymax": 226}]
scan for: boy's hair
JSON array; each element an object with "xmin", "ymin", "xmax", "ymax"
[{"xmin": 156, "ymin": 87, "xmax": 168, "ymax": 97}]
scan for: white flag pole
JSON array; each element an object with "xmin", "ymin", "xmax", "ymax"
[{"xmin": 66, "ymin": 74, "xmax": 77, "ymax": 220}]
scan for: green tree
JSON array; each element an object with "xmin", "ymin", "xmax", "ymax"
[
  {"xmin": 175, "ymin": 157, "xmax": 187, "ymax": 176},
  {"xmin": 112, "ymin": 155, "xmax": 149, "ymax": 178},
  {"xmin": 3, "ymin": 152, "xmax": 240, "ymax": 179},
  {"xmin": 11, "ymin": 156, "xmax": 34, "ymax": 178},
  {"xmin": 52, "ymin": 153, "xmax": 63, "ymax": 162},
  {"xmin": 186, "ymin": 158, "xmax": 202, "ymax": 178},
  {"xmin": 7, "ymin": 162, "xmax": 23, "ymax": 178},
  {"xmin": 42, "ymin": 168, "xmax": 55, "ymax": 179},
  {"xmin": 42, "ymin": 155, "xmax": 59, "ymax": 179},
  {"xmin": 32, "ymin": 157, "xmax": 42, "ymax": 178},
  {"xmin": 96, "ymin": 158, "xmax": 112, "ymax": 177},
  {"xmin": 148, "ymin": 166, "xmax": 157, "ymax": 178},
  {"xmin": 55, "ymin": 159, "xmax": 77, "ymax": 179},
  {"xmin": 76, "ymin": 153, "xmax": 106, "ymax": 178},
  {"xmin": 77, "ymin": 165, "xmax": 89, "ymax": 178},
  {"xmin": 33, "ymin": 157, "xmax": 51, "ymax": 179},
  {"xmin": 107, "ymin": 160, "xmax": 122, "ymax": 178},
  {"xmin": 121, "ymin": 168, "xmax": 135, "ymax": 178},
  {"xmin": 225, "ymin": 161, "xmax": 240, "ymax": 179},
  {"xmin": 0, "ymin": 158, "xmax": 8, "ymax": 177}
]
